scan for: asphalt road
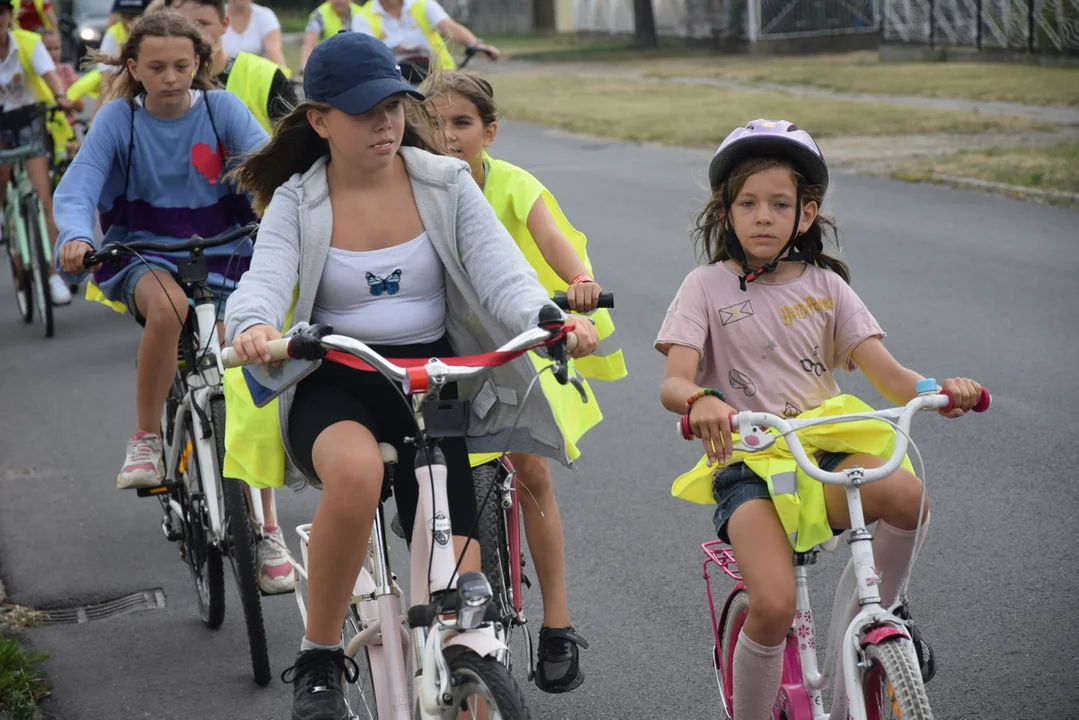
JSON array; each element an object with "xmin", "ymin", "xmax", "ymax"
[{"xmin": 1, "ymin": 120, "xmax": 1077, "ymax": 720}]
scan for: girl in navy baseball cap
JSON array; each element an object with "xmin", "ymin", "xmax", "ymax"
[{"xmin": 227, "ymin": 30, "xmax": 599, "ymax": 720}]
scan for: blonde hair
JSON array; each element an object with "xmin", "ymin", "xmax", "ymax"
[{"xmin": 90, "ymin": 11, "xmax": 215, "ymax": 103}]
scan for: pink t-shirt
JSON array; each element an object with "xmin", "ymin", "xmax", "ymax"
[{"xmin": 655, "ymin": 262, "xmax": 885, "ymax": 418}]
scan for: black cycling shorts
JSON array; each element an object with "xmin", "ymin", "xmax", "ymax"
[{"xmin": 288, "ymin": 335, "xmax": 478, "ymax": 543}]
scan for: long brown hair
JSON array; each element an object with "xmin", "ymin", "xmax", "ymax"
[
  {"xmin": 418, "ymin": 69, "xmax": 500, "ymax": 126},
  {"xmin": 693, "ymin": 156, "xmax": 850, "ymax": 283},
  {"xmin": 90, "ymin": 11, "xmax": 215, "ymax": 104},
  {"xmin": 232, "ymin": 97, "xmax": 448, "ymax": 214}
]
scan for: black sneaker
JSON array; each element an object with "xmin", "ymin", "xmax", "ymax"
[
  {"xmin": 535, "ymin": 626, "xmax": 589, "ymax": 694},
  {"xmin": 281, "ymin": 648, "xmax": 359, "ymax": 720},
  {"xmin": 893, "ymin": 604, "xmax": 936, "ymax": 684}
]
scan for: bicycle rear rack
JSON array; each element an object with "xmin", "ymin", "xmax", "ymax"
[{"xmin": 702, "ymin": 540, "xmax": 742, "ymax": 582}]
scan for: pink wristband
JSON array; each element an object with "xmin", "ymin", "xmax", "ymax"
[{"xmin": 571, "ymin": 274, "xmax": 594, "ymax": 285}]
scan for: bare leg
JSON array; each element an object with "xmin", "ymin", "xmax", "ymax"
[
  {"xmin": 304, "ymin": 421, "xmax": 384, "ymax": 645},
  {"xmin": 509, "ymin": 452, "xmax": 571, "ymax": 628},
  {"xmin": 132, "ymin": 271, "xmax": 188, "ymax": 435}
]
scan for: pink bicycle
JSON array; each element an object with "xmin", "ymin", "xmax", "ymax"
[{"xmin": 682, "ymin": 380, "xmax": 991, "ymax": 720}]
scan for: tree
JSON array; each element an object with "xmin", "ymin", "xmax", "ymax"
[{"xmin": 633, "ymin": 0, "xmax": 659, "ymax": 48}]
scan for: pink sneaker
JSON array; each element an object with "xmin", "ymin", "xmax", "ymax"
[
  {"xmin": 117, "ymin": 431, "xmax": 164, "ymax": 490},
  {"xmin": 257, "ymin": 525, "xmax": 296, "ymax": 594}
]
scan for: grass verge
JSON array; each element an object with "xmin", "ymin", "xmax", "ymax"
[
  {"xmin": 893, "ymin": 142, "xmax": 1079, "ymax": 197},
  {"xmin": 0, "ymin": 631, "xmax": 49, "ymax": 720},
  {"xmin": 639, "ymin": 51, "xmax": 1079, "ymax": 108},
  {"xmin": 489, "ymin": 74, "xmax": 1045, "ymax": 147}
]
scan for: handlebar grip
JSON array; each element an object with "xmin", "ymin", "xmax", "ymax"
[
  {"xmin": 941, "ymin": 387, "xmax": 992, "ymax": 413},
  {"xmin": 566, "ymin": 332, "xmax": 578, "ymax": 354},
  {"xmin": 678, "ymin": 410, "xmax": 738, "ymax": 440},
  {"xmin": 220, "ymin": 338, "xmax": 292, "ymax": 368},
  {"xmin": 551, "ymin": 292, "xmax": 615, "ymax": 311}
]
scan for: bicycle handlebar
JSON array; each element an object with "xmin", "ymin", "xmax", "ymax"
[
  {"xmin": 677, "ymin": 384, "xmax": 991, "ymax": 485},
  {"xmin": 551, "ymin": 292, "xmax": 614, "ymax": 311},
  {"xmin": 83, "ymin": 223, "xmax": 258, "ymax": 268},
  {"xmin": 221, "ymin": 309, "xmax": 579, "ymax": 394}
]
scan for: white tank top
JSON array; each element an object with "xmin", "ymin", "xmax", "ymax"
[{"xmin": 311, "ymin": 232, "xmax": 446, "ymax": 345}]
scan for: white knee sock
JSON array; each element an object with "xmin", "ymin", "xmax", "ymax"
[{"xmin": 732, "ymin": 629, "xmax": 785, "ymax": 720}]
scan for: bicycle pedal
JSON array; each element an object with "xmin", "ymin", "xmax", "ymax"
[
  {"xmin": 136, "ymin": 482, "xmax": 180, "ymax": 498},
  {"xmin": 521, "ymin": 574, "xmax": 532, "ymax": 589}
]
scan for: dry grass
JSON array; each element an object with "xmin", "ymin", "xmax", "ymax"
[
  {"xmin": 641, "ymin": 52, "xmax": 1079, "ymax": 107},
  {"xmin": 894, "ymin": 142, "xmax": 1079, "ymax": 195},
  {"xmin": 490, "ymin": 74, "xmax": 1046, "ymax": 148},
  {"xmin": 0, "ymin": 606, "xmax": 47, "ymax": 630}
]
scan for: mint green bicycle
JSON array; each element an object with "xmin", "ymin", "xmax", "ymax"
[{"xmin": 2, "ymin": 103, "xmax": 58, "ymax": 338}]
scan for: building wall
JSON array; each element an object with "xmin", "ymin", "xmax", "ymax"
[
  {"xmin": 439, "ymin": 0, "xmax": 535, "ymax": 34},
  {"xmin": 567, "ymin": 0, "xmax": 723, "ymax": 38}
]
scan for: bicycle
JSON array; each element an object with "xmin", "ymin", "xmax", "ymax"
[
  {"xmin": 680, "ymin": 382, "xmax": 991, "ymax": 720},
  {"xmin": 2, "ymin": 102, "xmax": 63, "ymax": 338},
  {"xmin": 398, "ymin": 45, "xmax": 496, "ymax": 87},
  {"xmin": 221, "ymin": 307, "xmax": 586, "ymax": 719},
  {"xmin": 81, "ymin": 223, "xmax": 274, "ymax": 687},
  {"xmin": 470, "ymin": 291, "xmax": 614, "ymax": 683}
]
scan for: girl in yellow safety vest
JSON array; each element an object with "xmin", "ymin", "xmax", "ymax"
[
  {"xmin": 0, "ymin": 2, "xmax": 76, "ymax": 305},
  {"xmin": 655, "ymin": 119, "xmax": 987, "ymax": 718},
  {"xmin": 352, "ymin": 0, "xmax": 498, "ymax": 85},
  {"xmin": 422, "ymin": 69, "xmax": 626, "ymax": 695},
  {"xmin": 299, "ymin": 0, "xmax": 361, "ymax": 67}
]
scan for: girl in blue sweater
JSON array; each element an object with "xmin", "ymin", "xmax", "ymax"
[{"xmin": 55, "ymin": 11, "xmax": 267, "ymax": 491}]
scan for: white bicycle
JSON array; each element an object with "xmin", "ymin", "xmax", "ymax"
[{"xmin": 223, "ymin": 308, "xmax": 585, "ymax": 719}]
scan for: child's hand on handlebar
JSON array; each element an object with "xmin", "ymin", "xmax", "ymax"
[
  {"xmin": 59, "ymin": 240, "xmax": 95, "ymax": 273},
  {"xmin": 233, "ymin": 324, "xmax": 283, "ymax": 365},
  {"xmin": 938, "ymin": 377, "xmax": 984, "ymax": 418},
  {"xmin": 566, "ymin": 280, "xmax": 602, "ymax": 312},
  {"xmin": 474, "ymin": 43, "xmax": 500, "ymax": 60},
  {"xmin": 566, "ymin": 318, "xmax": 598, "ymax": 359},
  {"xmin": 690, "ymin": 395, "xmax": 736, "ymax": 466}
]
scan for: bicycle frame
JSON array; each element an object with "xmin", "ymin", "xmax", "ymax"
[{"xmin": 2, "ymin": 147, "xmax": 50, "ymax": 270}]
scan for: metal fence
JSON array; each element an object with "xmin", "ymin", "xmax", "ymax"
[
  {"xmin": 751, "ymin": 0, "xmax": 880, "ymax": 40},
  {"xmin": 883, "ymin": 0, "xmax": 1079, "ymax": 52}
]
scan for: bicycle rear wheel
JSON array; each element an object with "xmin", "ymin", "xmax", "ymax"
[
  {"xmin": 473, "ymin": 462, "xmax": 513, "ymax": 619},
  {"xmin": 23, "ymin": 194, "xmax": 52, "ymax": 338},
  {"xmin": 342, "ymin": 605, "xmax": 379, "ymax": 720},
  {"xmin": 7, "ymin": 230, "xmax": 31, "ymax": 323},
  {"xmin": 211, "ymin": 397, "xmax": 271, "ymax": 686},
  {"xmin": 717, "ymin": 589, "xmax": 748, "ymax": 718},
  {"xmin": 863, "ymin": 637, "xmax": 934, "ymax": 720}
]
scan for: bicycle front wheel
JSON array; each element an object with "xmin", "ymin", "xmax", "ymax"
[
  {"xmin": 23, "ymin": 194, "xmax": 52, "ymax": 338},
  {"xmin": 473, "ymin": 462, "xmax": 513, "ymax": 619},
  {"xmin": 6, "ymin": 227, "xmax": 31, "ymax": 323},
  {"xmin": 863, "ymin": 637, "xmax": 933, "ymax": 720},
  {"xmin": 181, "ymin": 406, "xmax": 226, "ymax": 629},
  {"xmin": 444, "ymin": 650, "xmax": 531, "ymax": 720},
  {"xmin": 211, "ymin": 398, "xmax": 271, "ymax": 686},
  {"xmin": 342, "ymin": 605, "xmax": 379, "ymax": 720}
]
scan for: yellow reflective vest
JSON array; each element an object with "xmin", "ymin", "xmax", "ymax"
[
  {"xmin": 359, "ymin": 0, "xmax": 455, "ymax": 70},
  {"xmin": 12, "ymin": 30, "xmax": 74, "ymax": 163},
  {"xmin": 225, "ymin": 52, "xmax": 279, "ymax": 134},
  {"xmin": 68, "ymin": 25, "xmax": 130, "ymax": 102},
  {"xmin": 672, "ymin": 394, "xmax": 915, "ymax": 553},
  {"xmin": 316, "ymin": 1, "xmax": 362, "ymax": 41},
  {"xmin": 12, "ymin": 0, "xmax": 52, "ymax": 30}
]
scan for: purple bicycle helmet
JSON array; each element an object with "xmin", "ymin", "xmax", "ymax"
[{"xmin": 708, "ymin": 119, "xmax": 828, "ymax": 191}]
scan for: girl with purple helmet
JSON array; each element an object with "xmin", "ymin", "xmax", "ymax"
[{"xmin": 654, "ymin": 120, "xmax": 985, "ymax": 718}]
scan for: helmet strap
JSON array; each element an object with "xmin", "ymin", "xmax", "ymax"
[{"xmin": 735, "ymin": 185, "xmax": 806, "ymax": 292}]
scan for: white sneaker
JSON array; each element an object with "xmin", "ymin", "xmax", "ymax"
[
  {"xmin": 257, "ymin": 525, "xmax": 296, "ymax": 594},
  {"xmin": 48, "ymin": 275, "xmax": 72, "ymax": 305},
  {"xmin": 117, "ymin": 431, "xmax": 164, "ymax": 489}
]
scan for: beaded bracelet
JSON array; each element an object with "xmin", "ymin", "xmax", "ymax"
[
  {"xmin": 570, "ymin": 274, "xmax": 594, "ymax": 285},
  {"xmin": 686, "ymin": 388, "xmax": 725, "ymax": 413}
]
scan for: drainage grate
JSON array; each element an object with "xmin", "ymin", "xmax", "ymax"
[{"xmin": 41, "ymin": 589, "xmax": 167, "ymax": 625}]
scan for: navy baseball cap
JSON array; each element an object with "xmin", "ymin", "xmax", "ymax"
[
  {"xmin": 304, "ymin": 32, "xmax": 424, "ymax": 115},
  {"xmin": 112, "ymin": 0, "xmax": 150, "ymax": 13}
]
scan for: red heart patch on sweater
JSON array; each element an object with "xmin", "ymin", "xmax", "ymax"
[{"xmin": 191, "ymin": 142, "xmax": 227, "ymax": 185}]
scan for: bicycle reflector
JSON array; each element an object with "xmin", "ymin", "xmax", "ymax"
[{"xmin": 455, "ymin": 571, "xmax": 494, "ymax": 630}]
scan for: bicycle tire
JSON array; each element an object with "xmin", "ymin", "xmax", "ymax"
[
  {"xmin": 444, "ymin": 650, "xmax": 531, "ymax": 719},
  {"xmin": 211, "ymin": 397, "xmax": 271, "ymax": 686},
  {"xmin": 863, "ymin": 637, "xmax": 934, "ymax": 720},
  {"xmin": 181, "ymin": 406, "xmax": 226, "ymax": 629},
  {"xmin": 472, "ymin": 462, "xmax": 513, "ymax": 620},
  {"xmin": 7, "ymin": 232, "xmax": 32, "ymax": 323},
  {"xmin": 718, "ymin": 589, "xmax": 748, "ymax": 719},
  {"xmin": 23, "ymin": 195, "xmax": 52, "ymax": 338}
]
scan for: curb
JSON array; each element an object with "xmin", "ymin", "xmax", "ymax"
[{"xmin": 930, "ymin": 173, "xmax": 1079, "ymax": 202}]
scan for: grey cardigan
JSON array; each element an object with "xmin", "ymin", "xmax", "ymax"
[{"xmin": 225, "ymin": 147, "xmax": 570, "ymax": 485}]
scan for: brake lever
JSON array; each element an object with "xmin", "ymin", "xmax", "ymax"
[{"xmin": 568, "ymin": 374, "xmax": 588, "ymax": 403}]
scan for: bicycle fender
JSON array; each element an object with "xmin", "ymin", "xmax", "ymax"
[
  {"xmin": 859, "ymin": 624, "xmax": 909, "ymax": 648},
  {"xmin": 716, "ymin": 581, "xmax": 748, "ymax": 643},
  {"xmin": 443, "ymin": 630, "xmax": 508, "ymax": 659}
]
